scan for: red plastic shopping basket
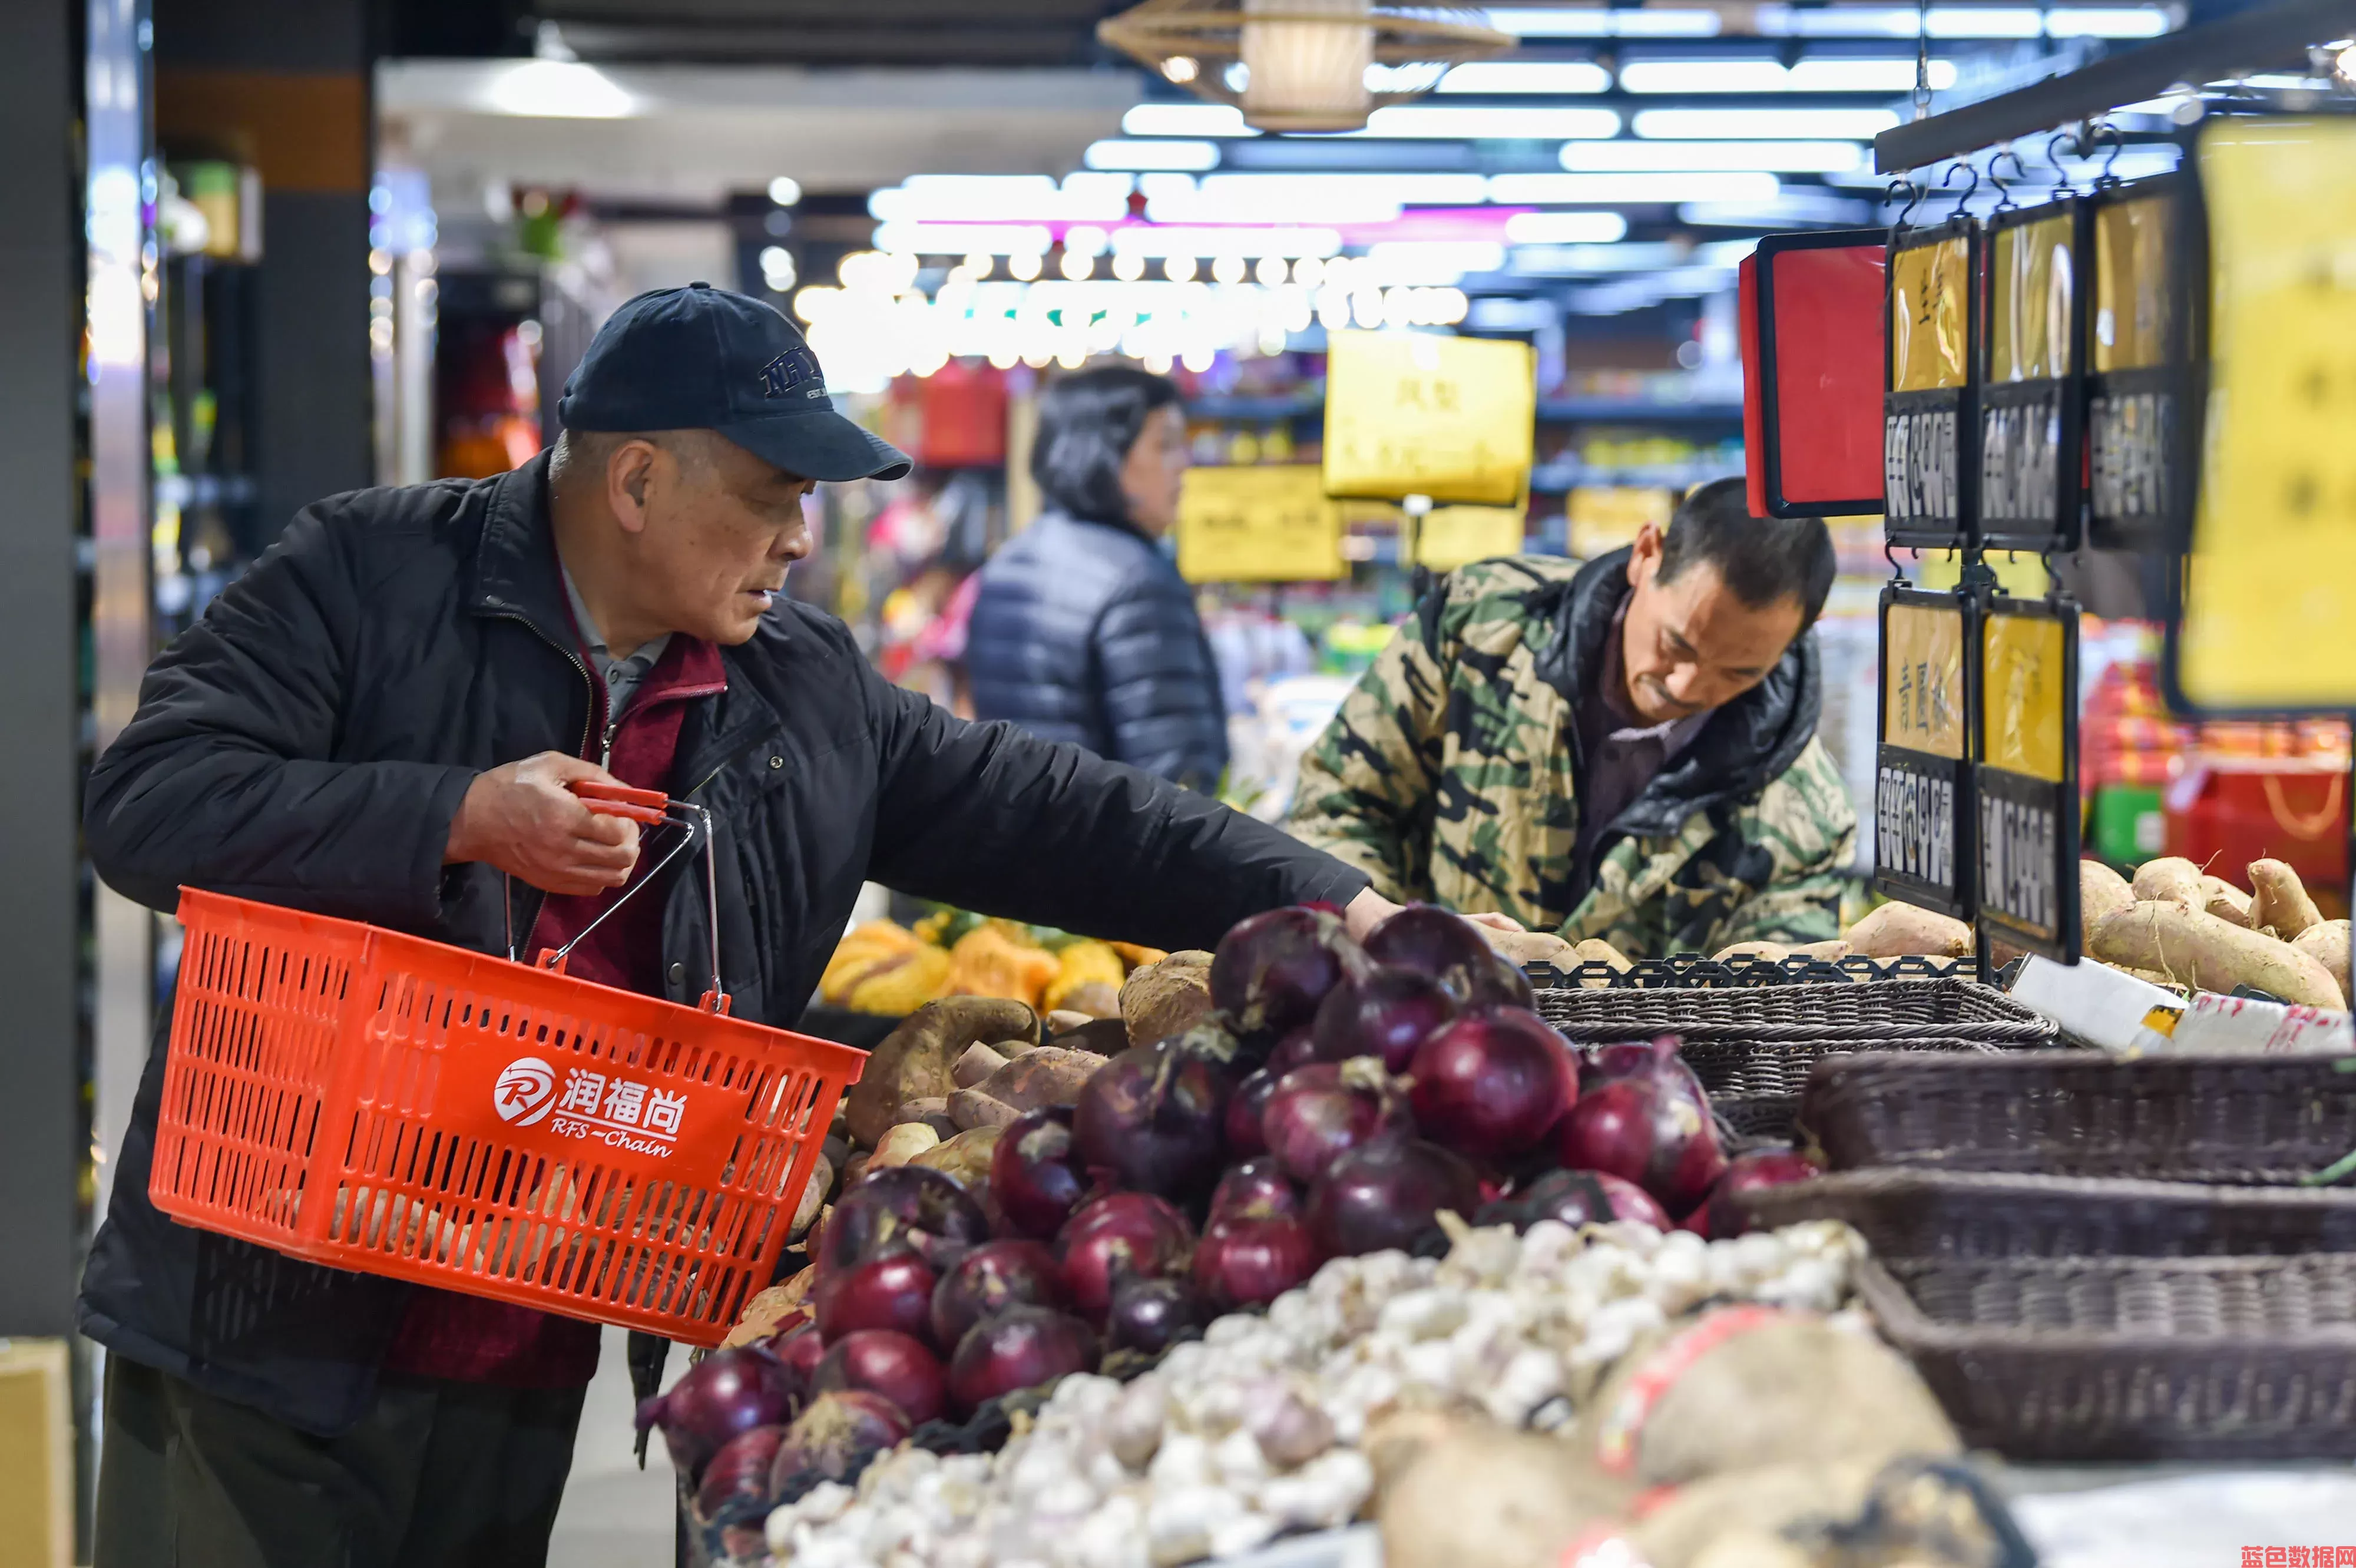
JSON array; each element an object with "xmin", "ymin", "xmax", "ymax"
[{"xmin": 147, "ymin": 783, "xmax": 867, "ymax": 1346}]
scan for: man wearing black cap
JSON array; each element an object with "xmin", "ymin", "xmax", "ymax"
[{"xmin": 79, "ymin": 285, "xmax": 1401, "ymax": 1567}]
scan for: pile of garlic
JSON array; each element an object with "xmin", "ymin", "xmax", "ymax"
[{"xmin": 763, "ymin": 1218, "xmax": 1865, "ymax": 1568}]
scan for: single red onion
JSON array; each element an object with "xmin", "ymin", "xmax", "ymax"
[
  {"xmin": 1261, "ymin": 1058, "xmax": 1411, "ymax": 1186},
  {"xmin": 1104, "ymin": 1276, "xmax": 1212, "ymax": 1356},
  {"xmin": 1408, "ymin": 1008, "xmax": 1573, "ymax": 1157},
  {"xmin": 1553, "ymin": 1076, "xmax": 1728, "ymax": 1218},
  {"xmin": 1268, "ymin": 1026, "xmax": 1321, "ymax": 1075},
  {"xmin": 1306, "ymin": 1137, "xmax": 1481, "ymax": 1259},
  {"xmin": 1210, "ymin": 907, "xmax": 1371, "ymax": 1041},
  {"xmin": 1225, "ymin": 1069, "xmax": 1281, "ymax": 1158},
  {"xmin": 1479, "ymin": 1167, "xmax": 1670, "ymax": 1233},
  {"xmin": 813, "ymin": 1329, "xmax": 947, "ymax": 1427},
  {"xmin": 1696, "ymin": 1147, "xmax": 1821, "ymax": 1239},
  {"xmin": 1055, "ymin": 1192, "xmax": 1194, "ymax": 1322},
  {"xmin": 1581, "ymin": 1037, "xmax": 1710, "ymax": 1117},
  {"xmin": 816, "ymin": 1165, "xmax": 988, "ymax": 1275},
  {"xmin": 768, "ymin": 1390, "xmax": 911, "ymax": 1488},
  {"xmin": 635, "ymin": 1345, "xmax": 798, "ymax": 1483},
  {"xmin": 947, "ymin": 1306, "xmax": 1100, "ymax": 1415},
  {"xmin": 1311, "ymin": 965, "xmax": 1460, "ymax": 1072},
  {"xmin": 990, "ymin": 1107, "xmax": 1090, "ymax": 1240},
  {"xmin": 1209, "ymin": 1156, "xmax": 1303, "ymax": 1222},
  {"xmin": 1362, "ymin": 905, "xmax": 1534, "ymax": 1010},
  {"xmin": 765, "ymin": 1322, "xmax": 828, "ymax": 1390},
  {"xmin": 929, "ymin": 1239, "xmax": 1067, "ymax": 1349},
  {"xmin": 1072, "ymin": 1031, "xmax": 1234, "ymax": 1199},
  {"xmin": 813, "ymin": 1252, "xmax": 939, "ymax": 1347},
  {"xmin": 1193, "ymin": 1213, "xmax": 1323, "ymax": 1311},
  {"xmin": 693, "ymin": 1424, "xmax": 786, "ymax": 1520}
]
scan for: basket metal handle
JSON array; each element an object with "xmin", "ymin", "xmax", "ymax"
[{"xmin": 531, "ymin": 783, "xmax": 731, "ymax": 1014}]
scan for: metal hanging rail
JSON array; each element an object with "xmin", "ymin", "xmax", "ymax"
[{"xmin": 1874, "ymin": 0, "xmax": 2356, "ymax": 173}]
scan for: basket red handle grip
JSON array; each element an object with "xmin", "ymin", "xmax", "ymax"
[{"xmin": 570, "ymin": 779, "xmax": 670, "ymax": 825}]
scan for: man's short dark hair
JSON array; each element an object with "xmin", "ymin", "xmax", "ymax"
[
  {"xmin": 1656, "ymin": 477, "xmax": 1837, "ymax": 630},
  {"xmin": 1031, "ymin": 365, "xmax": 1184, "ymax": 527}
]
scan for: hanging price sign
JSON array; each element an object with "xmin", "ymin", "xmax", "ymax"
[
  {"xmin": 1414, "ymin": 502, "xmax": 1527, "ymax": 571},
  {"xmin": 2167, "ymin": 117, "xmax": 2356, "ymax": 714},
  {"xmin": 1174, "ymin": 465, "xmax": 1346, "ymax": 584},
  {"xmin": 1978, "ymin": 200, "xmax": 2089, "ymax": 552},
  {"xmin": 1974, "ymin": 593, "xmax": 2080, "ymax": 961},
  {"xmin": 1884, "ymin": 217, "xmax": 1981, "ymax": 549},
  {"xmin": 1745, "ymin": 229, "xmax": 1888, "ymax": 518},
  {"xmin": 2086, "ymin": 174, "xmax": 2192, "ymax": 552},
  {"xmin": 1323, "ymin": 329, "xmax": 1536, "ymax": 507},
  {"xmin": 1875, "ymin": 585, "xmax": 1976, "ymax": 918}
]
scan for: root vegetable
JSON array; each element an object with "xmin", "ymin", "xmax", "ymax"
[
  {"xmin": 869, "ymin": 1123, "xmax": 941, "ymax": 1170},
  {"xmin": 945, "ymin": 1090, "xmax": 1022, "ymax": 1131},
  {"xmin": 1627, "ymin": 1459, "xmax": 1883, "ymax": 1568},
  {"xmin": 1710, "ymin": 941, "xmax": 1788, "ymax": 963},
  {"xmin": 1789, "ymin": 940, "xmax": 1852, "ymax": 961},
  {"xmin": 2249, "ymin": 858, "xmax": 2325, "ymax": 941},
  {"xmin": 2090, "ymin": 900, "xmax": 2342, "ymax": 1008},
  {"xmin": 2132, "ymin": 856, "xmax": 2206, "ymax": 909},
  {"xmin": 946, "ymin": 1305, "xmax": 1098, "ymax": 1415},
  {"xmin": 2293, "ymin": 920, "xmax": 2352, "ymax": 1006},
  {"xmin": 2201, "ymin": 875, "xmax": 2254, "ymax": 928},
  {"xmin": 721, "ymin": 1281, "xmax": 813, "ymax": 1351},
  {"xmin": 1379, "ymin": 1423, "xmax": 1631, "ymax": 1568},
  {"xmin": 845, "ymin": 998, "xmax": 1041, "ymax": 1148},
  {"xmin": 965, "ymin": 1047, "xmax": 1101, "ymax": 1114},
  {"xmin": 1842, "ymin": 902, "xmax": 1973, "ymax": 958},
  {"xmin": 952, "ymin": 1043, "xmax": 1008, "ymax": 1090},
  {"xmin": 2081, "ymin": 859, "xmax": 2136, "ymax": 944},
  {"xmin": 1478, "ymin": 928, "xmax": 1579, "ymax": 972},
  {"xmin": 909, "ymin": 1125, "xmax": 1004, "ymax": 1193},
  {"xmin": 1120, "ymin": 950, "xmax": 1215, "ymax": 1047},
  {"xmin": 785, "ymin": 1155, "xmax": 830, "ymax": 1245}
]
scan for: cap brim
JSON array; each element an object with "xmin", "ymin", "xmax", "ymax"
[{"xmin": 720, "ymin": 409, "xmax": 913, "ymax": 484}]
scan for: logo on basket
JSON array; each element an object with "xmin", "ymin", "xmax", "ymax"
[{"xmin": 493, "ymin": 1058, "xmax": 558, "ymax": 1127}]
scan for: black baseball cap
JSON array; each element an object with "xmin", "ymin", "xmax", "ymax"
[{"xmin": 557, "ymin": 282, "xmax": 912, "ymax": 484}]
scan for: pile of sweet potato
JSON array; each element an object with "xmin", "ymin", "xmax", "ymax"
[{"xmin": 2081, "ymin": 856, "xmax": 2350, "ymax": 1009}]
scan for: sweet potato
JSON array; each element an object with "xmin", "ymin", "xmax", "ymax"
[
  {"xmin": 2249, "ymin": 859, "xmax": 2325, "ymax": 941},
  {"xmin": 2131, "ymin": 855, "xmax": 2205, "ymax": 909},
  {"xmin": 2080, "ymin": 859, "xmax": 2136, "ymax": 942},
  {"xmin": 1789, "ymin": 940, "xmax": 1852, "ymax": 962},
  {"xmin": 2201, "ymin": 875, "xmax": 2254, "ymax": 928},
  {"xmin": 1711, "ymin": 941, "xmax": 1789, "ymax": 963},
  {"xmin": 2293, "ymin": 920, "xmax": 2352, "ymax": 1007},
  {"xmin": 1842, "ymin": 903, "xmax": 1973, "ymax": 960},
  {"xmin": 911, "ymin": 1124, "xmax": 1005, "ymax": 1192},
  {"xmin": 1379, "ymin": 1423, "xmax": 1632, "ymax": 1568},
  {"xmin": 945, "ymin": 1090, "xmax": 1023, "ymax": 1131},
  {"xmin": 892, "ymin": 1097, "xmax": 957, "ymax": 1139},
  {"xmin": 1571, "ymin": 937, "xmax": 1635, "ymax": 988},
  {"xmin": 967, "ymin": 1046, "xmax": 1099, "ymax": 1114},
  {"xmin": 844, "ymin": 997, "xmax": 1041, "ymax": 1147},
  {"xmin": 2090, "ymin": 901, "xmax": 2343, "ymax": 1008},
  {"xmin": 952, "ymin": 1043, "xmax": 1007, "ymax": 1090},
  {"xmin": 786, "ymin": 1153, "xmax": 831, "ymax": 1242},
  {"xmin": 1481, "ymin": 928, "xmax": 1579, "ymax": 972},
  {"xmin": 1119, "ymin": 950, "xmax": 1215, "ymax": 1047},
  {"xmin": 869, "ymin": 1123, "xmax": 941, "ymax": 1170},
  {"xmin": 1050, "ymin": 1016, "xmax": 1130, "ymax": 1056}
]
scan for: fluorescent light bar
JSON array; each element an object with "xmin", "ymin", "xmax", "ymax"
[
  {"xmin": 482, "ymin": 61, "xmax": 638, "ymax": 118},
  {"xmin": 1490, "ymin": 171, "xmax": 1781, "ymax": 203},
  {"xmin": 1620, "ymin": 59, "xmax": 1791, "ymax": 93},
  {"xmin": 2046, "ymin": 6, "xmax": 2171, "ymax": 35},
  {"xmin": 869, "ymin": 175, "xmax": 1132, "ymax": 223},
  {"xmin": 1121, "ymin": 102, "xmax": 1256, "ymax": 137},
  {"xmin": 1563, "ymin": 140, "xmax": 1865, "ymax": 173},
  {"xmin": 871, "ymin": 222, "xmax": 1056, "ymax": 256},
  {"xmin": 1106, "ymin": 226, "xmax": 1344, "ymax": 259},
  {"xmin": 1147, "ymin": 188, "xmax": 1401, "ymax": 224},
  {"xmin": 1356, "ymin": 104, "xmax": 1623, "ymax": 138},
  {"xmin": 1435, "ymin": 60, "xmax": 1613, "ymax": 93},
  {"xmin": 1787, "ymin": 57, "xmax": 1958, "ymax": 90},
  {"xmin": 1501, "ymin": 210, "xmax": 1629, "ymax": 243},
  {"xmin": 1633, "ymin": 107, "xmax": 1900, "ymax": 138},
  {"xmin": 1512, "ymin": 241, "xmax": 1693, "ymax": 275},
  {"xmin": 1362, "ymin": 240, "xmax": 1507, "ymax": 284},
  {"xmin": 1679, "ymin": 193, "xmax": 1874, "ymax": 226},
  {"xmin": 1927, "ymin": 7, "xmax": 2044, "ymax": 35},
  {"xmin": 1203, "ymin": 172, "xmax": 1491, "ymax": 205},
  {"xmin": 1086, "ymin": 139, "xmax": 1220, "ymax": 172},
  {"xmin": 1485, "ymin": 6, "xmax": 1722, "ymax": 36}
]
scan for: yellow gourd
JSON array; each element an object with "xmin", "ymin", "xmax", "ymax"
[
  {"xmin": 944, "ymin": 925, "xmax": 1061, "ymax": 1009},
  {"xmin": 1044, "ymin": 940, "xmax": 1127, "ymax": 1012},
  {"xmin": 845, "ymin": 945, "xmax": 953, "ymax": 1016}
]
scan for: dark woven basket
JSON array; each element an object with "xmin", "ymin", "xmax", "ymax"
[
  {"xmin": 1535, "ymin": 977, "xmax": 2051, "ymax": 1044},
  {"xmin": 1742, "ymin": 1169, "xmax": 2356, "ymax": 1261},
  {"xmin": 1856, "ymin": 1256, "xmax": 2356, "ymax": 1461},
  {"xmin": 1799, "ymin": 1050, "xmax": 2356, "ymax": 1183},
  {"xmin": 1528, "ymin": 952, "xmax": 1970, "ymax": 990}
]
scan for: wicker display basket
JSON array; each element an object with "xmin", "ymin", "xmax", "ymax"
[
  {"xmin": 1798, "ymin": 1050, "xmax": 2356, "ymax": 1182},
  {"xmin": 1527, "ymin": 952, "xmax": 1970, "ymax": 990}
]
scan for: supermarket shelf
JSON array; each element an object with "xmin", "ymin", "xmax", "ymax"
[
  {"xmin": 155, "ymin": 471, "xmax": 258, "ymax": 509},
  {"xmin": 1530, "ymin": 461, "xmax": 1743, "ymax": 492},
  {"xmin": 1536, "ymin": 398, "xmax": 1745, "ymax": 425},
  {"xmin": 1188, "ymin": 394, "xmax": 1325, "ymax": 422}
]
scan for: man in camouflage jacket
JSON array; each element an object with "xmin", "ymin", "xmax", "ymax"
[{"xmin": 1289, "ymin": 487, "xmax": 1856, "ymax": 956}]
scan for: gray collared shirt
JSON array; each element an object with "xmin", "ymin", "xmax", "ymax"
[
  {"xmin": 1573, "ymin": 592, "xmax": 1713, "ymax": 887},
  {"xmin": 560, "ymin": 563, "xmax": 671, "ymax": 720}
]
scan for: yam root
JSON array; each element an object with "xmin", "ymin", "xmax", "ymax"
[
  {"xmin": 869, "ymin": 1122, "xmax": 942, "ymax": 1170},
  {"xmin": 952, "ymin": 1043, "xmax": 1007, "ymax": 1090},
  {"xmin": 2132, "ymin": 856, "xmax": 2206, "ymax": 909},
  {"xmin": 1789, "ymin": 940, "xmax": 1853, "ymax": 962},
  {"xmin": 965, "ymin": 1046, "xmax": 1099, "ymax": 1115},
  {"xmin": 2080, "ymin": 860, "xmax": 2136, "ymax": 942},
  {"xmin": 2249, "ymin": 859, "xmax": 2325, "ymax": 941},
  {"xmin": 1843, "ymin": 903, "xmax": 1973, "ymax": 960},
  {"xmin": 1379, "ymin": 1422, "xmax": 1632, "ymax": 1568},
  {"xmin": 2089, "ymin": 901, "xmax": 2343, "ymax": 1008},
  {"xmin": 1572, "ymin": 937, "xmax": 1636, "ymax": 988},
  {"xmin": 1711, "ymin": 941, "xmax": 1789, "ymax": 964},
  {"xmin": 2201, "ymin": 875, "xmax": 2254, "ymax": 928},
  {"xmin": 1480, "ymin": 928, "xmax": 1579, "ymax": 972},
  {"xmin": 2292, "ymin": 920, "xmax": 2352, "ymax": 1007},
  {"xmin": 911, "ymin": 1124, "xmax": 1005, "ymax": 1192},
  {"xmin": 843, "ymin": 996, "xmax": 1040, "ymax": 1147},
  {"xmin": 1053, "ymin": 980, "xmax": 1121, "ymax": 1019},
  {"xmin": 1119, "ymin": 950, "xmax": 1215, "ymax": 1047},
  {"xmin": 946, "ymin": 1089, "xmax": 1023, "ymax": 1132}
]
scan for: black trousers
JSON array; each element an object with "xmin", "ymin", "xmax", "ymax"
[{"xmin": 94, "ymin": 1357, "xmax": 588, "ymax": 1568}]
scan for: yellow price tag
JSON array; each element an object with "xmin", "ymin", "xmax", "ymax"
[
  {"xmin": 1983, "ymin": 609, "xmax": 2067, "ymax": 782},
  {"xmin": 1322, "ymin": 330, "xmax": 1536, "ymax": 505},
  {"xmin": 1987, "ymin": 211, "xmax": 2077, "ymax": 383},
  {"xmin": 2093, "ymin": 187, "xmax": 2177, "ymax": 374},
  {"xmin": 2177, "ymin": 117, "xmax": 2356, "ymax": 709},
  {"xmin": 1889, "ymin": 233, "xmax": 1971, "ymax": 393},
  {"xmin": 1884, "ymin": 600, "xmax": 1967, "ymax": 760},
  {"xmin": 1174, "ymin": 465, "xmax": 1346, "ymax": 584},
  {"xmin": 1414, "ymin": 504, "xmax": 1526, "ymax": 571}
]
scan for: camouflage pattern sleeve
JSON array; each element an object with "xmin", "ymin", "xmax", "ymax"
[
  {"xmin": 1285, "ymin": 598, "xmax": 1452, "ymax": 904},
  {"xmin": 1707, "ymin": 739, "xmax": 1861, "ymax": 947}
]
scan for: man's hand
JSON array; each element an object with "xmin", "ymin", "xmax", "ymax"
[
  {"xmin": 445, "ymin": 752, "xmax": 639, "ymax": 897},
  {"xmin": 1345, "ymin": 888, "xmax": 1524, "ymax": 942}
]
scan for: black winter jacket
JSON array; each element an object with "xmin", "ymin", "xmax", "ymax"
[
  {"xmin": 78, "ymin": 455, "xmax": 1364, "ymax": 1435},
  {"xmin": 965, "ymin": 511, "xmax": 1230, "ymax": 792}
]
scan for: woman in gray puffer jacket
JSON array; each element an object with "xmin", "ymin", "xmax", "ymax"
[{"xmin": 967, "ymin": 365, "xmax": 1230, "ymax": 792}]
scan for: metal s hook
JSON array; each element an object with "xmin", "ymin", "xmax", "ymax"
[
  {"xmin": 1887, "ymin": 174, "xmax": 1926, "ymax": 240},
  {"xmin": 1988, "ymin": 145, "xmax": 2028, "ymax": 214},
  {"xmin": 1938, "ymin": 159, "xmax": 1980, "ymax": 217},
  {"xmin": 1886, "ymin": 536, "xmax": 1908, "ymax": 584},
  {"xmin": 2043, "ymin": 127, "xmax": 2086, "ymax": 196},
  {"xmin": 2088, "ymin": 119, "xmax": 2126, "ymax": 187}
]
